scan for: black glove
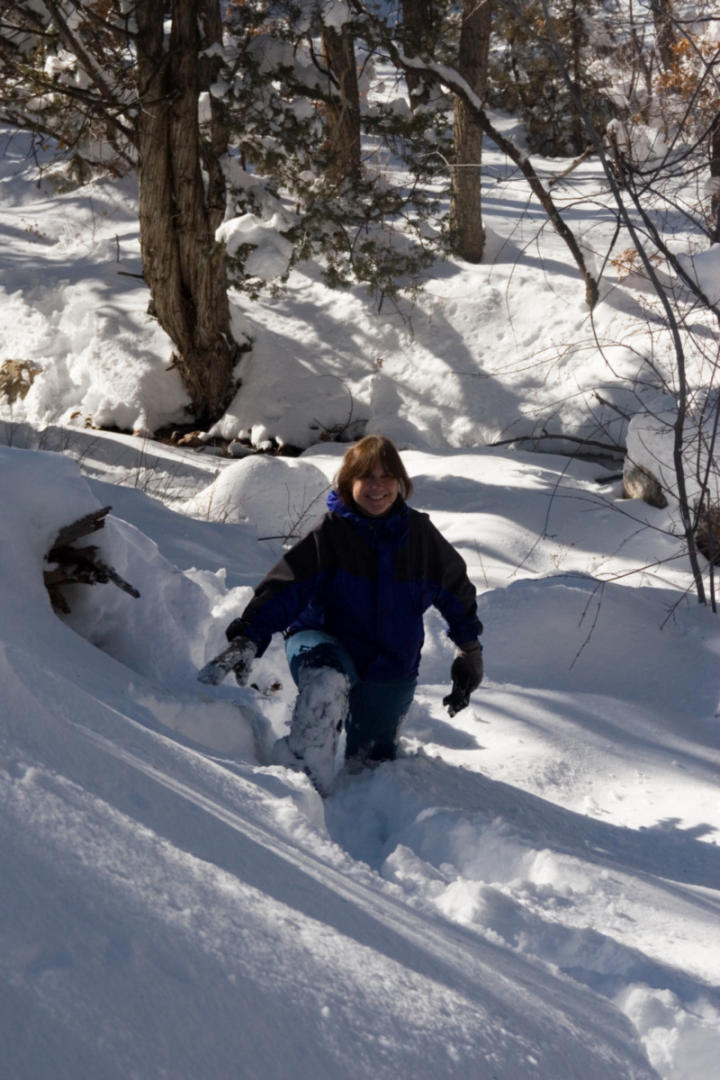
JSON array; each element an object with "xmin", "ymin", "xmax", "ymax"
[
  {"xmin": 197, "ymin": 635, "xmax": 257, "ymax": 687},
  {"xmin": 443, "ymin": 642, "xmax": 483, "ymax": 717}
]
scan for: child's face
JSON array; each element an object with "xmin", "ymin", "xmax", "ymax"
[{"xmin": 352, "ymin": 463, "xmax": 399, "ymax": 516}]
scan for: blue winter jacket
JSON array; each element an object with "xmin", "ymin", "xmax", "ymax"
[{"xmin": 226, "ymin": 490, "xmax": 482, "ymax": 681}]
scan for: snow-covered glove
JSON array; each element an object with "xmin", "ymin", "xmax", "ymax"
[
  {"xmin": 443, "ymin": 641, "xmax": 483, "ymax": 717},
  {"xmin": 197, "ymin": 636, "xmax": 257, "ymax": 687}
]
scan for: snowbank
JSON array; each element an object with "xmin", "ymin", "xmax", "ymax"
[
  {"xmin": 184, "ymin": 453, "xmax": 330, "ymax": 537},
  {"xmin": 1, "ymin": 442, "xmax": 672, "ymax": 1080}
]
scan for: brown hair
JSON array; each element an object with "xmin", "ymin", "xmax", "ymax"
[{"xmin": 335, "ymin": 435, "xmax": 413, "ymax": 506}]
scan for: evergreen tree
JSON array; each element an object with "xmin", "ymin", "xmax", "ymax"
[{"xmin": 217, "ymin": 1, "xmax": 448, "ymax": 303}]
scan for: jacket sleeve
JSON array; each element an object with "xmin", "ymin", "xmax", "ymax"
[
  {"xmin": 225, "ymin": 524, "xmax": 323, "ymax": 656},
  {"xmin": 427, "ymin": 520, "xmax": 483, "ymax": 648}
]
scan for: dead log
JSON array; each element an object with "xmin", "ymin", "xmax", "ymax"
[{"xmin": 44, "ymin": 506, "xmax": 141, "ymax": 613}]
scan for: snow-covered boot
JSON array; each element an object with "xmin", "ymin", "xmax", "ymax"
[{"xmin": 283, "ymin": 665, "xmax": 350, "ymax": 795}]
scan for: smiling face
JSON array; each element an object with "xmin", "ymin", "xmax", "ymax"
[
  {"xmin": 351, "ymin": 464, "xmax": 400, "ymax": 516},
  {"xmin": 335, "ymin": 435, "xmax": 412, "ymax": 512}
]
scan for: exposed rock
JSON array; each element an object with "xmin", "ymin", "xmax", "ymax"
[{"xmin": 622, "ymin": 464, "xmax": 668, "ymax": 508}]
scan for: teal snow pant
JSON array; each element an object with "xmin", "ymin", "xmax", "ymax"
[{"xmin": 285, "ymin": 630, "xmax": 416, "ymax": 761}]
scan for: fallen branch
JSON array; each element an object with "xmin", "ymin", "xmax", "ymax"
[
  {"xmin": 547, "ymin": 146, "xmax": 593, "ymax": 187},
  {"xmin": 490, "ymin": 431, "xmax": 624, "ymax": 455},
  {"xmin": 44, "ymin": 506, "xmax": 140, "ymax": 613}
]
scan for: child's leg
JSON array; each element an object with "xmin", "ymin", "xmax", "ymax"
[
  {"xmin": 278, "ymin": 632, "xmax": 358, "ymax": 793},
  {"xmin": 345, "ymin": 678, "xmax": 417, "ymax": 764},
  {"xmin": 285, "ymin": 630, "xmax": 358, "ymax": 689}
]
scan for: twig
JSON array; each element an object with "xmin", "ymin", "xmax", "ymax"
[
  {"xmin": 547, "ymin": 146, "xmax": 594, "ymax": 187},
  {"xmin": 490, "ymin": 432, "xmax": 624, "ymax": 455}
]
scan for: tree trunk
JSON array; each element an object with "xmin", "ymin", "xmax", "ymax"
[
  {"xmin": 569, "ymin": 0, "xmax": 585, "ymax": 155},
  {"xmin": 134, "ymin": 0, "xmax": 238, "ymax": 426},
  {"xmin": 321, "ymin": 25, "xmax": 362, "ymax": 188},
  {"xmin": 649, "ymin": 0, "xmax": 678, "ymax": 71},
  {"xmin": 710, "ymin": 113, "xmax": 720, "ymax": 244},
  {"xmin": 450, "ymin": 0, "xmax": 492, "ymax": 263},
  {"xmin": 401, "ymin": 0, "xmax": 437, "ymax": 107}
]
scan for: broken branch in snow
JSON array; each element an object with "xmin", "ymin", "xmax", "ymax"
[{"xmin": 44, "ymin": 505, "xmax": 141, "ymax": 613}]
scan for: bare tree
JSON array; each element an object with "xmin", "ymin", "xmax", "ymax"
[{"xmin": 536, "ymin": 0, "xmax": 720, "ymax": 606}]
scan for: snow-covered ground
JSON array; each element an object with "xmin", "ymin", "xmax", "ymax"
[
  {"xmin": 1, "ymin": 120, "xmax": 719, "ymax": 1080},
  {"xmin": 3, "ymin": 121, "xmax": 718, "ymax": 453}
]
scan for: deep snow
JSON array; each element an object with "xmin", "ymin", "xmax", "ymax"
[{"xmin": 1, "ymin": 106, "xmax": 719, "ymax": 1079}]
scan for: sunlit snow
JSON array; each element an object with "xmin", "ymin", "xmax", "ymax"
[{"xmin": 1, "ymin": 114, "xmax": 719, "ymax": 1080}]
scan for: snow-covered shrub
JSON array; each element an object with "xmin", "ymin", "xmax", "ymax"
[{"xmin": 184, "ymin": 455, "xmax": 330, "ymax": 541}]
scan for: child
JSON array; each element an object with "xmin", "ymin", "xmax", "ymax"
[{"xmin": 199, "ymin": 434, "xmax": 483, "ymax": 792}]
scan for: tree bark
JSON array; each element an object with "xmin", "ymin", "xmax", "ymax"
[
  {"xmin": 321, "ymin": 24, "xmax": 362, "ymax": 187},
  {"xmin": 135, "ymin": 0, "xmax": 238, "ymax": 425},
  {"xmin": 450, "ymin": 0, "xmax": 492, "ymax": 263}
]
